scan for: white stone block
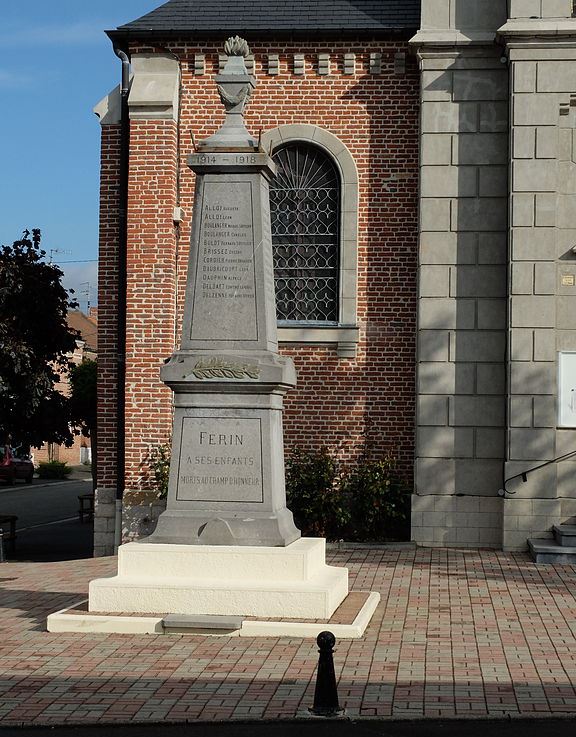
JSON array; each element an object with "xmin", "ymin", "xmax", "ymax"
[
  {"xmin": 479, "ymin": 102, "xmax": 508, "ymax": 132},
  {"xmin": 422, "ymin": 70, "xmax": 452, "ymax": 101},
  {"xmin": 477, "ymin": 299, "xmax": 506, "ymax": 330},
  {"xmin": 420, "ymin": 265, "xmax": 450, "ymax": 296},
  {"xmin": 451, "ymin": 198, "xmax": 507, "ymax": 231},
  {"xmin": 512, "ymin": 194, "xmax": 534, "ymax": 227},
  {"xmin": 510, "ymin": 396, "xmax": 533, "ymax": 427},
  {"xmin": 536, "ymin": 127, "xmax": 557, "ymax": 159},
  {"xmin": 513, "ymin": 127, "xmax": 536, "ymax": 159},
  {"xmin": 421, "ymin": 198, "xmax": 452, "ymax": 231},
  {"xmin": 514, "ymin": 62, "xmax": 536, "ymax": 93},
  {"xmin": 421, "ymin": 134, "xmax": 453, "ymax": 164},
  {"xmin": 513, "ymin": 160, "xmax": 557, "ymax": 192},
  {"xmin": 511, "ymin": 228, "xmax": 557, "ymax": 260},
  {"xmin": 534, "ymin": 262, "xmax": 556, "ymax": 294},
  {"xmin": 421, "ymin": 166, "xmax": 477, "ymax": 197},
  {"xmin": 421, "ymin": 101, "xmax": 478, "ymax": 133},
  {"xmin": 419, "ymin": 330, "xmax": 450, "ymax": 361},
  {"xmin": 534, "ymin": 329, "xmax": 556, "ymax": 360},
  {"xmin": 511, "ymin": 262, "xmax": 534, "ymax": 294},
  {"xmin": 510, "ymin": 296, "xmax": 556, "ymax": 327},
  {"xmin": 479, "ymin": 167, "xmax": 507, "ymax": 197},
  {"xmin": 478, "ymin": 232, "xmax": 507, "ymax": 264},
  {"xmin": 509, "ymin": 0, "xmax": 540, "ymax": 17},
  {"xmin": 89, "ymin": 538, "xmax": 348, "ymax": 620},
  {"xmin": 541, "ymin": 0, "xmax": 573, "ymax": 17},
  {"xmin": 510, "ymin": 329, "xmax": 533, "ymax": 361},
  {"xmin": 535, "ymin": 193, "xmax": 556, "ymax": 227},
  {"xmin": 452, "ymin": 133, "xmax": 507, "ymax": 165},
  {"xmin": 514, "ymin": 94, "xmax": 563, "ymax": 126},
  {"xmin": 453, "ymin": 70, "xmax": 507, "ymax": 101},
  {"xmin": 420, "ymin": 232, "xmax": 477, "ymax": 264}
]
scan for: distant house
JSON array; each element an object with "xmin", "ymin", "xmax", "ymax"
[{"xmin": 35, "ymin": 309, "xmax": 97, "ymax": 466}]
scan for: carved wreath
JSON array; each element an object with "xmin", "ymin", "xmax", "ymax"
[{"xmin": 192, "ymin": 358, "xmax": 260, "ymax": 381}]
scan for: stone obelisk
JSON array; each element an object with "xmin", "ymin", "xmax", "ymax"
[
  {"xmin": 150, "ymin": 35, "xmax": 300, "ymax": 547},
  {"xmin": 88, "ymin": 38, "xmax": 348, "ymax": 619}
]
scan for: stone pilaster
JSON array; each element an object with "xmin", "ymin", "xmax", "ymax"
[
  {"xmin": 499, "ymin": 5, "xmax": 576, "ymax": 549},
  {"xmin": 411, "ymin": 0, "xmax": 509, "ymax": 548}
]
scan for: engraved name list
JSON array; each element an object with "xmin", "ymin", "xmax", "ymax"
[{"xmin": 190, "ymin": 181, "xmax": 257, "ymax": 341}]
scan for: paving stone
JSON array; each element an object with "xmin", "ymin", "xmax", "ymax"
[{"xmin": 3, "ymin": 550, "xmax": 576, "ymax": 725}]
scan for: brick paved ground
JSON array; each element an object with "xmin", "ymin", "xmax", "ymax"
[{"xmin": 2, "ymin": 547, "xmax": 576, "ymax": 726}]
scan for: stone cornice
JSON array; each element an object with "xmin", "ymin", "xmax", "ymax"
[
  {"xmin": 410, "ymin": 30, "xmax": 499, "ymax": 48},
  {"xmin": 498, "ymin": 18, "xmax": 576, "ymax": 39}
]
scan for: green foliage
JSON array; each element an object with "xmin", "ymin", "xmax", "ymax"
[
  {"xmin": 286, "ymin": 448, "xmax": 410, "ymax": 542},
  {"xmin": 149, "ymin": 444, "xmax": 171, "ymax": 499},
  {"xmin": 285, "ymin": 448, "xmax": 350, "ymax": 539},
  {"xmin": 342, "ymin": 456, "xmax": 410, "ymax": 542},
  {"xmin": 69, "ymin": 359, "xmax": 97, "ymax": 436},
  {"xmin": 37, "ymin": 461, "xmax": 72, "ymax": 479},
  {"xmin": 0, "ymin": 229, "xmax": 78, "ymax": 448}
]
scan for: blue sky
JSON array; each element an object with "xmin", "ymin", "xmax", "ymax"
[{"xmin": 0, "ymin": 0, "xmax": 163, "ymax": 310}]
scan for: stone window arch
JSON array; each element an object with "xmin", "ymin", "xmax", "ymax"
[{"xmin": 261, "ymin": 124, "xmax": 359, "ymax": 358}]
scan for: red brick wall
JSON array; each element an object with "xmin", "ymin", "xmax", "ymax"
[
  {"xmin": 124, "ymin": 120, "xmax": 178, "ymax": 488},
  {"xmin": 97, "ymin": 125, "xmax": 121, "ymax": 489},
  {"xmin": 98, "ymin": 38, "xmax": 419, "ymax": 493}
]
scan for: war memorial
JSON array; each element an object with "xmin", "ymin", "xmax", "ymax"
[{"xmin": 48, "ymin": 37, "xmax": 379, "ymax": 637}]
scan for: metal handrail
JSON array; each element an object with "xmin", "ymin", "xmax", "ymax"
[{"xmin": 500, "ymin": 448, "xmax": 576, "ymax": 496}]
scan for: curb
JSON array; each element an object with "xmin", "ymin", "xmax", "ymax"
[{"xmin": 0, "ymin": 477, "xmax": 92, "ymax": 494}]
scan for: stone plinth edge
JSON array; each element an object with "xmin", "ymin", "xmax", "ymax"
[{"xmin": 47, "ymin": 592, "xmax": 380, "ymax": 639}]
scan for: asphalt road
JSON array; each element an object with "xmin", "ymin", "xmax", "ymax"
[
  {"xmin": 0, "ymin": 478, "xmax": 94, "ymax": 561},
  {"xmin": 0, "ymin": 717, "xmax": 573, "ymax": 736}
]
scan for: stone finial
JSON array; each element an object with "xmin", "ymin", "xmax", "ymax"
[
  {"xmin": 224, "ymin": 35, "xmax": 250, "ymax": 57},
  {"xmin": 198, "ymin": 36, "xmax": 258, "ymax": 151}
]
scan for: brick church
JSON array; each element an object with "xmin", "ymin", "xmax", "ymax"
[{"xmin": 94, "ymin": 0, "xmax": 576, "ymax": 556}]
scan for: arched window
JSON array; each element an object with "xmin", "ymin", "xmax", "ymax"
[
  {"xmin": 270, "ymin": 143, "xmax": 340, "ymax": 324},
  {"xmin": 262, "ymin": 124, "xmax": 359, "ymax": 358}
]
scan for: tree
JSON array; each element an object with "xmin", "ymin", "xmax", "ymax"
[
  {"xmin": 0, "ymin": 229, "xmax": 79, "ymax": 449},
  {"xmin": 69, "ymin": 358, "xmax": 97, "ymax": 490}
]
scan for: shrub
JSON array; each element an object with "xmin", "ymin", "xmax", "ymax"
[
  {"xmin": 285, "ymin": 448, "xmax": 350, "ymax": 540},
  {"xmin": 148, "ymin": 444, "xmax": 171, "ymax": 499},
  {"xmin": 37, "ymin": 461, "xmax": 72, "ymax": 479},
  {"xmin": 342, "ymin": 456, "xmax": 410, "ymax": 542}
]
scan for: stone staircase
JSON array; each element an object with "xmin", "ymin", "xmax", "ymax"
[{"xmin": 528, "ymin": 525, "xmax": 576, "ymax": 564}]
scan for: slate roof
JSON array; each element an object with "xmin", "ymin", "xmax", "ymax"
[{"xmin": 109, "ymin": 0, "xmax": 420, "ymax": 40}]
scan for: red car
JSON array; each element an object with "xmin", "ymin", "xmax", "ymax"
[{"xmin": 0, "ymin": 448, "xmax": 34, "ymax": 485}]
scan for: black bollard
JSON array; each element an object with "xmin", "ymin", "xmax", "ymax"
[
  {"xmin": 309, "ymin": 630, "xmax": 344, "ymax": 717},
  {"xmin": 0, "ymin": 529, "xmax": 5, "ymax": 563}
]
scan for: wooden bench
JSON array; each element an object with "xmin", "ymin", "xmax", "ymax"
[
  {"xmin": 78, "ymin": 494, "xmax": 95, "ymax": 523},
  {"xmin": 0, "ymin": 514, "xmax": 18, "ymax": 554}
]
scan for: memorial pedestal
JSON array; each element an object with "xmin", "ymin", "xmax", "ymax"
[
  {"xmin": 47, "ymin": 38, "xmax": 365, "ymax": 638},
  {"xmin": 89, "ymin": 538, "xmax": 348, "ymax": 619}
]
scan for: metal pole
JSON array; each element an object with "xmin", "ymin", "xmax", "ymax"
[{"xmin": 310, "ymin": 631, "xmax": 343, "ymax": 717}]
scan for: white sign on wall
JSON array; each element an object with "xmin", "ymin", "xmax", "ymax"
[{"xmin": 558, "ymin": 352, "xmax": 576, "ymax": 428}]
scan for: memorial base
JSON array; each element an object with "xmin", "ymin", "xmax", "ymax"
[{"xmin": 88, "ymin": 538, "xmax": 348, "ymax": 620}]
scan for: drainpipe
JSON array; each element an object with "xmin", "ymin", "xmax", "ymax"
[{"xmin": 113, "ymin": 46, "xmax": 130, "ymax": 553}]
